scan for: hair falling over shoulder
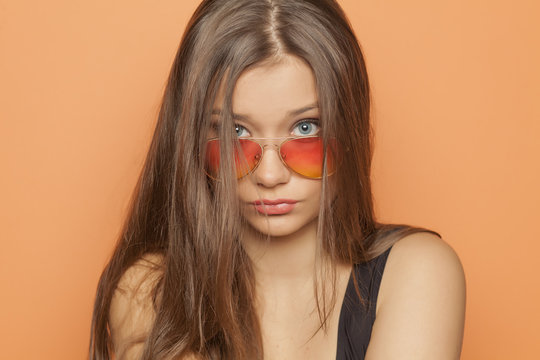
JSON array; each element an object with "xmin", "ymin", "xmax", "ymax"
[{"xmin": 88, "ymin": 1, "xmax": 440, "ymax": 359}]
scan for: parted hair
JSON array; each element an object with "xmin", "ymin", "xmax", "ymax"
[{"xmin": 88, "ymin": 0, "xmax": 440, "ymax": 359}]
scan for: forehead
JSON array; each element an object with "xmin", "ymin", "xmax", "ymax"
[{"xmin": 213, "ymin": 56, "xmax": 319, "ymax": 128}]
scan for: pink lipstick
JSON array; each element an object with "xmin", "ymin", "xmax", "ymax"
[{"xmin": 252, "ymin": 199, "xmax": 297, "ymax": 215}]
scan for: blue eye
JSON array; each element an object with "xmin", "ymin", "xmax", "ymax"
[
  {"xmin": 292, "ymin": 120, "xmax": 320, "ymax": 136},
  {"xmin": 235, "ymin": 124, "xmax": 250, "ymax": 137}
]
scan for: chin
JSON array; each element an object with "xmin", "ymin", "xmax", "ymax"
[{"xmin": 243, "ymin": 214, "xmax": 318, "ymax": 238}]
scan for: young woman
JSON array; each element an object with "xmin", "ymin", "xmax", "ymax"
[{"xmin": 89, "ymin": 0, "xmax": 466, "ymax": 359}]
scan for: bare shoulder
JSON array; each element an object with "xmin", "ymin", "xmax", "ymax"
[
  {"xmin": 109, "ymin": 253, "xmax": 165, "ymax": 360},
  {"xmin": 367, "ymin": 232, "xmax": 466, "ymax": 360},
  {"xmin": 114, "ymin": 253, "xmax": 164, "ymax": 299},
  {"xmin": 382, "ymin": 231, "xmax": 465, "ymax": 296}
]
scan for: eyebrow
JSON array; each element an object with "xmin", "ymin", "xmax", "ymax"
[{"xmin": 211, "ymin": 103, "xmax": 319, "ymax": 121}]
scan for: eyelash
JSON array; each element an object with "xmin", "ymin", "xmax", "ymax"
[{"xmin": 235, "ymin": 119, "xmax": 321, "ymax": 137}]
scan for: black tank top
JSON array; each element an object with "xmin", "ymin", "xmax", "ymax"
[{"xmin": 336, "ymin": 245, "xmax": 393, "ymax": 360}]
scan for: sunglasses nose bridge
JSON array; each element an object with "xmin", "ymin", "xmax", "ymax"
[
  {"xmin": 252, "ymin": 141, "xmax": 288, "ymax": 173},
  {"xmin": 257, "ymin": 142, "xmax": 284, "ymax": 163},
  {"xmin": 260, "ymin": 143, "xmax": 280, "ymax": 151}
]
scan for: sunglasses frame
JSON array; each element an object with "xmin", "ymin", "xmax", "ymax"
[{"xmin": 205, "ymin": 135, "xmax": 339, "ymax": 180}]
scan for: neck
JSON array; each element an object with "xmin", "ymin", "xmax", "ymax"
[
  {"xmin": 241, "ymin": 218, "xmax": 319, "ymax": 286},
  {"xmin": 240, "ymin": 219, "xmax": 352, "ymax": 317}
]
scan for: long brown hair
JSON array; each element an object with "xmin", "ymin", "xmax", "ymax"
[{"xmin": 89, "ymin": 0, "xmax": 440, "ymax": 359}]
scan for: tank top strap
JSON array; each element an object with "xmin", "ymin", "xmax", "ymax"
[{"xmin": 336, "ymin": 245, "xmax": 393, "ymax": 360}]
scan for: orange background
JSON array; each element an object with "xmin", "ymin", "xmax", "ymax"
[{"xmin": 1, "ymin": 0, "xmax": 538, "ymax": 359}]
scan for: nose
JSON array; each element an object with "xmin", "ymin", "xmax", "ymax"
[{"xmin": 253, "ymin": 143, "xmax": 290, "ymax": 187}]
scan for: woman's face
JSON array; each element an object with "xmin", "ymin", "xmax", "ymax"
[{"xmin": 215, "ymin": 55, "xmax": 323, "ymax": 238}]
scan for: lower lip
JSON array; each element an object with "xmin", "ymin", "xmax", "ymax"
[{"xmin": 254, "ymin": 203, "xmax": 296, "ymax": 215}]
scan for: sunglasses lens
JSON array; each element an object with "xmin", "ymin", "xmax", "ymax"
[
  {"xmin": 205, "ymin": 139, "xmax": 262, "ymax": 179},
  {"xmin": 206, "ymin": 137, "xmax": 337, "ymax": 179},
  {"xmin": 236, "ymin": 139, "xmax": 261, "ymax": 178},
  {"xmin": 280, "ymin": 137, "xmax": 337, "ymax": 178}
]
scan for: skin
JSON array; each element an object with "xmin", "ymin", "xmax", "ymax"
[{"xmin": 109, "ymin": 54, "xmax": 466, "ymax": 360}]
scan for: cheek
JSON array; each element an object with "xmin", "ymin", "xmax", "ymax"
[
  {"xmin": 305, "ymin": 180, "xmax": 323, "ymax": 199},
  {"xmin": 235, "ymin": 179, "xmax": 251, "ymax": 200}
]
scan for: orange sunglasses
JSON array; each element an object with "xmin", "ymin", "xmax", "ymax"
[{"xmin": 205, "ymin": 135, "xmax": 339, "ymax": 180}]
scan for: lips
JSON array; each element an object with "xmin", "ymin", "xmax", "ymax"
[{"xmin": 252, "ymin": 199, "xmax": 297, "ymax": 215}]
